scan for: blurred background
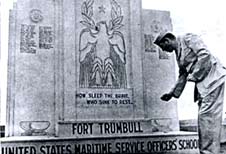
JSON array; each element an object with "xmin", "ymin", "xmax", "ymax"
[{"xmin": 1, "ymin": 0, "xmax": 226, "ymax": 126}]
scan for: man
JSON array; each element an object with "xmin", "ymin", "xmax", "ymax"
[{"xmin": 154, "ymin": 32, "xmax": 226, "ymax": 154}]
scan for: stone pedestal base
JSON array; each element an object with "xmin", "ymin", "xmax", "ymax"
[{"xmin": 1, "ymin": 131, "xmax": 199, "ymax": 154}]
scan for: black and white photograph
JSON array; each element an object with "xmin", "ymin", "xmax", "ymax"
[{"xmin": 1, "ymin": 0, "xmax": 226, "ymax": 153}]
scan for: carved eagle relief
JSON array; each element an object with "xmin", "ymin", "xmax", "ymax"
[{"xmin": 79, "ymin": 0, "xmax": 127, "ymax": 88}]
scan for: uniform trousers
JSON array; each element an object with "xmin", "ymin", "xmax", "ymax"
[{"xmin": 198, "ymin": 83, "xmax": 225, "ymax": 154}]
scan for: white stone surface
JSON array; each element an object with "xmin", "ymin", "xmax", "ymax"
[{"xmin": 6, "ymin": 0, "xmax": 178, "ymax": 137}]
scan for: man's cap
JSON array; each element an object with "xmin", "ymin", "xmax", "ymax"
[{"xmin": 154, "ymin": 31, "xmax": 174, "ymax": 45}]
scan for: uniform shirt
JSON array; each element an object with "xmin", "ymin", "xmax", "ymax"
[{"xmin": 170, "ymin": 33, "xmax": 226, "ymax": 100}]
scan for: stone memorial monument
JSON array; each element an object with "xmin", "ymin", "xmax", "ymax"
[{"xmin": 1, "ymin": 0, "xmax": 198, "ymax": 153}]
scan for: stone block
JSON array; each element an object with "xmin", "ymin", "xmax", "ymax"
[
  {"xmin": 142, "ymin": 9, "xmax": 179, "ymax": 131},
  {"xmin": 7, "ymin": 0, "xmax": 57, "ymax": 136},
  {"xmin": 1, "ymin": 132, "xmax": 199, "ymax": 154},
  {"xmin": 6, "ymin": 0, "xmax": 180, "ymax": 141}
]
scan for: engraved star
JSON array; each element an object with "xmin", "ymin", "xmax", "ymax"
[{"xmin": 98, "ymin": 5, "xmax": 106, "ymax": 14}]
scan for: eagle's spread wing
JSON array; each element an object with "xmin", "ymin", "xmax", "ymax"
[
  {"xmin": 108, "ymin": 31, "xmax": 126, "ymax": 64},
  {"xmin": 79, "ymin": 28, "xmax": 97, "ymax": 62}
]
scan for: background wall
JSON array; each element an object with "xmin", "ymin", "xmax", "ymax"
[{"xmin": 1, "ymin": 0, "xmax": 226, "ymax": 124}]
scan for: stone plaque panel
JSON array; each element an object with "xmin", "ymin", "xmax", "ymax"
[
  {"xmin": 63, "ymin": 0, "xmax": 144, "ymax": 121},
  {"xmin": 58, "ymin": 119, "xmax": 173, "ymax": 137},
  {"xmin": 142, "ymin": 10, "xmax": 179, "ymax": 131},
  {"xmin": 75, "ymin": 89, "xmax": 133, "ymax": 119},
  {"xmin": 7, "ymin": 0, "xmax": 56, "ymax": 136}
]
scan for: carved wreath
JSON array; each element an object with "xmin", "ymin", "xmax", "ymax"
[{"xmin": 80, "ymin": 0, "xmax": 124, "ymax": 31}]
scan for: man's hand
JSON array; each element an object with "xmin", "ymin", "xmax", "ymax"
[{"xmin": 160, "ymin": 93, "xmax": 173, "ymax": 101}]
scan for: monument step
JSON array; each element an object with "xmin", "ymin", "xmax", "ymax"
[{"xmin": 1, "ymin": 131, "xmax": 199, "ymax": 154}]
